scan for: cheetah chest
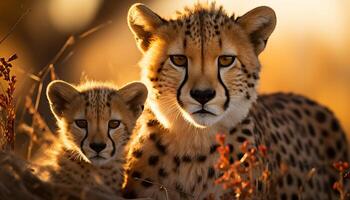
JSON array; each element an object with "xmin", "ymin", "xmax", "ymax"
[{"xmin": 129, "ymin": 137, "xmax": 223, "ymax": 199}]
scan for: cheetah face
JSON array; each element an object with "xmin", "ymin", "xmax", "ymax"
[
  {"xmin": 128, "ymin": 3, "xmax": 276, "ymax": 128},
  {"xmin": 47, "ymin": 81, "xmax": 147, "ymax": 166}
]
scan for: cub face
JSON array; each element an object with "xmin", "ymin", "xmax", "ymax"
[
  {"xmin": 128, "ymin": 3, "xmax": 276, "ymax": 128},
  {"xmin": 47, "ymin": 81, "xmax": 147, "ymax": 166}
]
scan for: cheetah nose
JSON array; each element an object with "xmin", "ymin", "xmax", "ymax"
[
  {"xmin": 89, "ymin": 143, "xmax": 106, "ymax": 153},
  {"xmin": 190, "ymin": 89, "xmax": 216, "ymax": 105}
]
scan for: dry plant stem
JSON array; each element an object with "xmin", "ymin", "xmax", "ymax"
[
  {"xmin": 133, "ymin": 177, "xmax": 194, "ymax": 200},
  {"xmin": 24, "ymin": 96, "xmax": 55, "ymax": 160},
  {"xmin": 338, "ymin": 174, "xmax": 345, "ymax": 200},
  {"xmin": 26, "ymin": 135, "xmax": 33, "ymax": 160},
  {"xmin": 49, "ymin": 64, "xmax": 57, "ymax": 80},
  {"xmin": 26, "ymin": 82, "xmax": 43, "ymax": 160},
  {"xmin": 133, "ymin": 177, "xmax": 171, "ymax": 200},
  {"xmin": 37, "ymin": 20, "xmax": 113, "ymax": 79},
  {"xmin": 215, "ymin": 135, "xmax": 270, "ymax": 200},
  {"xmin": 159, "ymin": 185, "xmax": 170, "ymax": 200},
  {"xmin": 34, "ymin": 83, "xmax": 42, "ymax": 112},
  {"xmin": 248, "ymin": 160, "xmax": 253, "ymax": 193},
  {"xmin": 0, "ymin": 56, "xmax": 17, "ymax": 151},
  {"xmin": 78, "ymin": 20, "xmax": 112, "ymax": 39},
  {"xmin": 264, "ymin": 164, "xmax": 271, "ymax": 198},
  {"xmin": 21, "ymin": 97, "xmax": 54, "ymax": 154},
  {"xmin": 61, "ymin": 51, "xmax": 75, "ymax": 64},
  {"xmin": 15, "ymin": 69, "xmax": 40, "ymax": 125},
  {"xmin": 0, "ymin": 9, "xmax": 31, "ymax": 45},
  {"xmin": 13, "ymin": 66, "xmax": 40, "ymax": 82}
]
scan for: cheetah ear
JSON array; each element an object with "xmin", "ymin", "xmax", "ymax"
[
  {"xmin": 128, "ymin": 3, "xmax": 166, "ymax": 53},
  {"xmin": 236, "ymin": 6, "xmax": 276, "ymax": 55},
  {"xmin": 47, "ymin": 80, "xmax": 80, "ymax": 119},
  {"xmin": 118, "ymin": 82, "xmax": 148, "ymax": 118}
]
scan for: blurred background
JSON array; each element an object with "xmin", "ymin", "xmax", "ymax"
[{"xmin": 1, "ymin": 0, "xmax": 349, "ymax": 138}]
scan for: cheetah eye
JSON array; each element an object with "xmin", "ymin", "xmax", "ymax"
[
  {"xmin": 169, "ymin": 55, "xmax": 187, "ymax": 67},
  {"xmin": 108, "ymin": 120, "xmax": 121, "ymax": 129},
  {"xmin": 75, "ymin": 119, "xmax": 88, "ymax": 129},
  {"xmin": 218, "ymin": 55, "xmax": 236, "ymax": 68}
]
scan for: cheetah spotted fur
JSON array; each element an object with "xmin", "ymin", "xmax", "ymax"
[{"xmin": 123, "ymin": 3, "xmax": 349, "ymax": 200}]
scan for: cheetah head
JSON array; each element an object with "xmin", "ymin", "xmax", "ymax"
[
  {"xmin": 47, "ymin": 81, "xmax": 147, "ymax": 166},
  {"xmin": 128, "ymin": 3, "xmax": 276, "ymax": 128}
]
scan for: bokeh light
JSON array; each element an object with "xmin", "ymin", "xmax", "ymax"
[{"xmin": 48, "ymin": 0, "xmax": 103, "ymax": 33}]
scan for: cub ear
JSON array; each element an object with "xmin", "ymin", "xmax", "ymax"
[
  {"xmin": 236, "ymin": 6, "xmax": 276, "ymax": 55},
  {"xmin": 118, "ymin": 82, "xmax": 148, "ymax": 118},
  {"xmin": 47, "ymin": 80, "xmax": 79, "ymax": 119},
  {"xmin": 127, "ymin": 3, "xmax": 166, "ymax": 53}
]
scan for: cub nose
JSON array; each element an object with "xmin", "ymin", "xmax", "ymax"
[
  {"xmin": 89, "ymin": 143, "xmax": 106, "ymax": 153},
  {"xmin": 190, "ymin": 89, "xmax": 216, "ymax": 105}
]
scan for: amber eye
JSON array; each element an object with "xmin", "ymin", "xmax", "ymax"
[
  {"xmin": 75, "ymin": 119, "xmax": 87, "ymax": 129},
  {"xmin": 169, "ymin": 55, "xmax": 187, "ymax": 67},
  {"xmin": 218, "ymin": 55, "xmax": 236, "ymax": 67},
  {"xmin": 108, "ymin": 120, "xmax": 120, "ymax": 129}
]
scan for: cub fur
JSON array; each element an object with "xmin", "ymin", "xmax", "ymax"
[{"xmin": 36, "ymin": 80, "xmax": 147, "ymax": 195}]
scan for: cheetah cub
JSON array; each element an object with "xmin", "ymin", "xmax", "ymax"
[{"xmin": 40, "ymin": 80, "xmax": 147, "ymax": 194}]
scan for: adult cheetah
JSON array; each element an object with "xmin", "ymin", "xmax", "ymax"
[{"xmin": 123, "ymin": 3, "xmax": 349, "ymax": 199}]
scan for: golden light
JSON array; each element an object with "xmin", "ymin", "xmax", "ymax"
[
  {"xmin": 153, "ymin": 0, "xmax": 347, "ymax": 41},
  {"xmin": 48, "ymin": 0, "xmax": 103, "ymax": 33}
]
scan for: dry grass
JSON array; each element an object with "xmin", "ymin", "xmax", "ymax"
[
  {"xmin": 0, "ymin": 54, "xmax": 17, "ymax": 151},
  {"xmin": 214, "ymin": 134, "xmax": 271, "ymax": 199}
]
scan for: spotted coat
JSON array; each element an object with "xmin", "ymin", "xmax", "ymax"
[
  {"xmin": 124, "ymin": 3, "xmax": 349, "ymax": 200},
  {"xmin": 124, "ymin": 94, "xmax": 348, "ymax": 199}
]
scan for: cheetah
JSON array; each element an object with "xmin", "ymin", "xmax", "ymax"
[
  {"xmin": 123, "ymin": 3, "xmax": 349, "ymax": 200},
  {"xmin": 36, "ymin": 80, "xmax": 147, "ymax": 195}
]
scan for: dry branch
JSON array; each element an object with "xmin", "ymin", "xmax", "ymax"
[{"xmin": 0, "ymin": 9, "xmax": 31, "ymax": 45}]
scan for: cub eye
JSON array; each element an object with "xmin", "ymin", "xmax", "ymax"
[
  {"xmin": 169, "ymin": 55, "xmax": 187, "ymax": 67},
  {"xmin": 75, "ymin": 119, "xmax": 87, "ymax": 129},
  {"xmin": 108, "ymin": 120, "xmax": 120, "ymax": 129},
  {"xmin": 218, "ymin": 55, "xmax": 236, "ymax": 68}
]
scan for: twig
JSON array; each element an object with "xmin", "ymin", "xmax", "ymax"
[
  {"xmin": 25, "ymin": 81, "xmax": 42, "ymax": 160},
  {"xmin": 35, "ymin": 20, "xmax": 113, "ymax": 81},
  {"xmin": 49, "ymin": 64, "xmax": 57, "ymax": 80},
  {"xmin": 60, "ymin": 51, "xmax": 74, "ymax": 64},
  {"xmin": 159, "ymin": 185, "xmax": 170, "ymax": 200},
  {"xmin": 0, "ymin": 9, "xmax": 31, "ymax": 45},
  {"xmin": 33, "ymin": 83, "xmax": 43, "ymax": 111},
  {"xmin": 13, "ymin": 67, "xmax": 40, "ymax": 82},
  {"xmin": 78, "ymin": 20, "xmax": 112, "ymax": 39},
  {"xmin": 133, "ymin": 177, "xmax": 194, "ymax": 199}
]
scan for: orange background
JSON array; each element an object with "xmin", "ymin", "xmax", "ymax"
[{"xmin": 0, "ymin": 0, "xmax": 349, "ymax": 137}]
